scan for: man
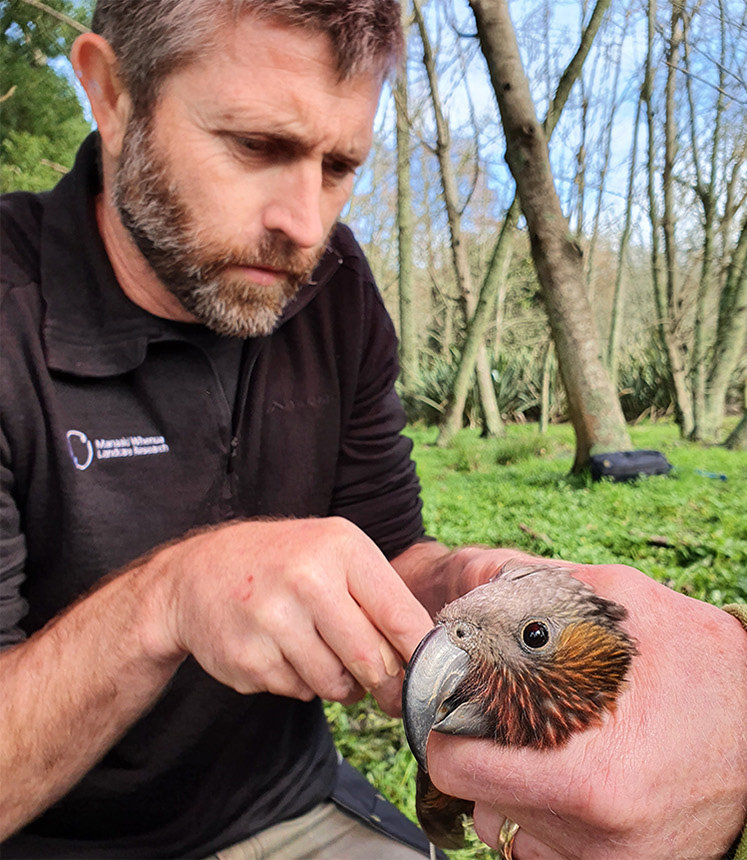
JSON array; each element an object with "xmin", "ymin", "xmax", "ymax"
[{"xmin": 0, "ymin": 2, "xmax": 745, "ymax": 859}]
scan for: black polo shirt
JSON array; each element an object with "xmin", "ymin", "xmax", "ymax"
[{"xmin": 0, "ymin": 134, "xmax": 426, "ymax": 858}]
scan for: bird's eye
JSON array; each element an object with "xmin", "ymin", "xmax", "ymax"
[{"xmin": 522, "ymin": 621, "xmax": 550, "ymax": 649}]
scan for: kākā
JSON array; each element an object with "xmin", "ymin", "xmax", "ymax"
[{"xmin": 402, "ymin": 561, "xmax": 636, "ymax": 850}]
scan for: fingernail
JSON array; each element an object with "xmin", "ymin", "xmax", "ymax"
[{"xmin": 380, "ymin": 640, "xmax": 403, "ymax": 677}]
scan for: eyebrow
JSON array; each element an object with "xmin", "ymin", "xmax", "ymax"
[
  {"xmin": 220, "ymin": 113, "xmax": 369, "ymax": 167},
  {"xmin": 283, "ymin": 131, "xmax": 366, "ymax": 166}
]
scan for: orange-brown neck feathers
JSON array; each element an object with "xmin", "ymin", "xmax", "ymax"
[{"xmin": 459, "ymin": 618, "xmax": 634, "ymax": 749}]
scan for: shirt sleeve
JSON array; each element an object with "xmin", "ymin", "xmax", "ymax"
[
  {"xmin": 329, "ymin": 269, "xmax": 428, "ymax": 561},
  {"xmin": 0, "ymin": 423, "xmax": 29, "ymax": 647}
]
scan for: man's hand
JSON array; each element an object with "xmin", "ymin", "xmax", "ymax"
[
  {"xmin": 0, "ymin": 517, "xmax": 433, "ymax": 837},
  {"xmin": 151, "ymin": 517, "xmax": 434, "ymax": 716},
  {"xmin": 423, "ymin": 560, "xmax": 747, "ymax": 859}
]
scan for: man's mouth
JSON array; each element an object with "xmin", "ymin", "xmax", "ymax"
[{"xmin": 227, "ymin": 264, "xmax": 290, "ymax": 286}]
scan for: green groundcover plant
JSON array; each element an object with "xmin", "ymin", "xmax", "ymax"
[{"xmin": 326, "ymin": 421, "xmax": 747, "ymax": 859}]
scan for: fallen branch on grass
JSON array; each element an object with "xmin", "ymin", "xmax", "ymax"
[{"xmin": 518, "ymin": 523, "xmax": 553, "ymax": 546}]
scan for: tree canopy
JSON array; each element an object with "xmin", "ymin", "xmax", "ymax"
[
  {"xmin": 2, "ymin": 0, "xmax": 745, "ymax": 453},
  {"xmin": 1, "ymin": 0, "xmax": 92, "ymax": 192}
]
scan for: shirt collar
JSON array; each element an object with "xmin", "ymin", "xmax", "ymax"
[{"xmin": 40, "ymin": 132, "xmax": 340, "ymax": 378}]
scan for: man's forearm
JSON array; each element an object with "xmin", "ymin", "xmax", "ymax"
[
  {"xmin": 1, "ymin": 517, "xmax": 437, "ymax": 838},
  {"xmin": 0, "ymin": 555, "xmax": 183, "ymax": 839},
  {"xmin": 390, "ymin": 540, "xmax": 451, "ymax": 617}
]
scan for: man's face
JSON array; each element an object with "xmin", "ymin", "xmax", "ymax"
[{"xmin": 113, "ymin": 17, "xmax": 383, "ymax": 337}]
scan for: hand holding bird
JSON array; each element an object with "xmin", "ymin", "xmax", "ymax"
[
  {"xmin": 403, "ymin": 558, "xmax": 747, "ymax": 860},
  {"xmin": 403, "ymin": 561, "xmax": 635, "ymax": 851}
]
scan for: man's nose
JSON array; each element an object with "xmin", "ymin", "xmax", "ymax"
[{"xmin": 261, "ymin": 160, "xmax": 327, "ymax": 250}]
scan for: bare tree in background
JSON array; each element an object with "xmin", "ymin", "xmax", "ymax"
[
  {"xmin": 467, "ymin": 0, "xmax": 630, "ymax": 470},
  {"xmin": 437, "ymin": 0, "xmax": 612, "ymax": 448},
  {"xmin": 643, "ymin": 0, "xmax": 747, "ymax": 441},
  {"xmin": 608, "ymin": 94, "xmax": 642, "ymax": 387},
  {"xmin": 395, "ymin": 1, "xmax": 418, "ymax": 397},
  {"xmin": 412, "ymin": 0, "xmax": 503, "ymax": 436},
  {"xmin": 683, "ymin": 3, "xmax": 747, "ymax": 442}
]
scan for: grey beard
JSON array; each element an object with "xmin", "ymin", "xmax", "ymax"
[{"xmin": 112, "ymin": 117, "xmax": 324, "ymax": 337}]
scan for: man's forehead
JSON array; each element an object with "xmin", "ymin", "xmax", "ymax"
[
  {"xmin": 167, "ymin": 15, "xmax": 382, "ymax": 101},
  {"xmin": 151, "ymin": 18, "xmax": 382, "ymax": 153},
  {"xmin": 182, "ymin": 11, "xmax": 386, "ymax": 88}
]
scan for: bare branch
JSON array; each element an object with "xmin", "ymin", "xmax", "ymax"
[
  {"xmin": 18, "ymin": 0, "xmax": 90, "ymax": 35},
  {"xmin": 663, "ymin": 61, "xmax": 747, "ymax": 105},
  {"xmin": 40, "ymin": 158, "xmax": 70, "ymax": 175}
]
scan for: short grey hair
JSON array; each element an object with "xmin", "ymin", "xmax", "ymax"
[{"xmin": 92, "ymin": 0, "xmax": 403, "ymax": 112}]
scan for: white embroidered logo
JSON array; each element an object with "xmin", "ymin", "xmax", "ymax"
[
  {"xmin": 66, "ymin": 430, "xmax": 94, "ymax": 471},
  {"xmin": 66, "ymin": 430, "xmax": 170, "ymax": 469}
]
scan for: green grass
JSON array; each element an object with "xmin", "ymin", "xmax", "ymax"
[
  {"xmin": 326, "ymin": 421, "xmax": 747, "ymax": 858},
  {"xmin": 413, "ymin": 422, "xmax": 746, "ymax": 604}
]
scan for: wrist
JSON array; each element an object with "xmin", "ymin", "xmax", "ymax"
[
  {"xmin": 437, "ymin": 546, "xmax": 540, "ymax": 601},
  {"xmin": 126, "ymin": 540, "xmax": 190, "ymax": 667},
  {"xmin": 392, "ymin": 541, "xmax": 509, "ymax": 616},
  {"xmin": 391, "ymin": 540, "xmax": 452, "ymax": 616}
]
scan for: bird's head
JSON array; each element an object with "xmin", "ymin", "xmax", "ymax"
[{"xmin": 403, "ymin": 562, "xmax": 636, "ymax": 770}]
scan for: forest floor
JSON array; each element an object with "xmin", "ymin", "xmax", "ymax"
[{"xmin": 326, "ymin": 419, "xmax": 747, "ymax": 859}]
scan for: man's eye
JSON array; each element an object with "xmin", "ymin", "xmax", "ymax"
[
  {"xmin": 228, "ymin": 135, "xmax": 285, "ymax": 161},
  {"xmin": 237, "ymin": 137, "xmax": 269, "ymax": 154},
  {"xmin": 324, "ymin": 159, "xmax": 357, "ymax": 181}
]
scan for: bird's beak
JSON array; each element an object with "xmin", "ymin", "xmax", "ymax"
[{"xmin": 402, "ymin": 625, "xmax": 474, "ymax": 771}]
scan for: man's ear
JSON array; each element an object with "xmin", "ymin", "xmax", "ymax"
[{"xmin": 71, "ymin": 33, "xmax": 132, "ymax": 159}]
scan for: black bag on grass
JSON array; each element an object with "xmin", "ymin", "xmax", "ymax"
[{"xmin": 589, "ymin": 450, "xmax": 672, "ymax": 482}]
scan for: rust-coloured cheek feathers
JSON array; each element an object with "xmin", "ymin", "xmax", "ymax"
[
  {"xmin": 402, "ymin": 562, "xmax": 636, "ymax": 849},
  {"xmin": 456, "ymin": 618, "xmax": 634, "ymax": 749}
]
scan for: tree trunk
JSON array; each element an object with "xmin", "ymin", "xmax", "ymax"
[
  {"xmin": 468, "ymin": 0, "xmax": 630, "ymax": 471},
  {"xmin": 539, "ymin": 338, "xmax": 554, "ymax": 434},
  {"xmin": 686, "ymin": 7, "xmax": 720, "ymax": 440},
  {"xmin": 705, "ymin": 213, "xmax": 747, "ymax": 434},
  {"xmin": 687, "ymin": 6, "xmax": 745, "ymax": 442},
  {"xmin": 608, "ymin": 94, "xmax": 642, "ymax": 386},
  {"xmin": 724, "ymin": 377, "xmax": 747, "ymax": 451},
  {"xmin": 438, "ymin": 0, "xmax": 611, "ymax": 448},
  {"xmin": 412, "ymin": 0, "xmax": 503, "ymax": 437},
  {"xmin": 395, "ymin": 3, "xmax": 418, "ymax": 396},
  {"xmin": 586, "ymin": 19, "xmax": 627, "ymax": 299},
  {"xmin": 573, "ymin": 91, "xmax": 588, "ymax": 243},
  {"xmin": 653, "ymin": 0, "xmax": 694, "ymax": 436},
  {"xmin": 724, "ymin": 410, "xmax": 747, "ymax": 451},
  {"xmin": 437, "ymin": 201, "xmax": 519, "ymax": 445}
]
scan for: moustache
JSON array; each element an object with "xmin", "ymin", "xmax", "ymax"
[{"xmin": 194, "ymin": 236, "xmax": 326, "ymax": 283}]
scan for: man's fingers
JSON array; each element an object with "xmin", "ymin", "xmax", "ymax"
[
  {"xmin": 279, "ymin": 618, "xmax": 366, "ymax": 704},
  {"xmin": 311, "ymin": 594, "xmax": 407, "ymax": 715},
  {"xmin": 176, "ymin": 517, "xmax": 434, "ymax": 712},
  {"xmin": 285, "ymin": 522, "xmax": 435, "ymax": 713},
  {"xmin": 472, "ymin": 805, "xmax": 571, "ymax": 860},
  {"xmin": 219, "ymin": 646, "xmax": 316, "ymax": 701},
  {"xmin": 378, "ymin": 638, "xmax": 404, "ymax": 678},
  {"xmin": 346, "ymin": 558, "xmax": 434, "ymax": 662},
  {"xmin": 426, "ymin": 732, "xmax": 594, "ymax": 813}
]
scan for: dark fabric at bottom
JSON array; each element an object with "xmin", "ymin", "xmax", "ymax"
[{"xmin": 331, "ymin": 759, "xmax": 447, "ymax": 859}]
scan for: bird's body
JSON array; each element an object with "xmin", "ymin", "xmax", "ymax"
[{"xmin": 402, "ymin": 562, "xmax": 636, "ymax": 849}]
